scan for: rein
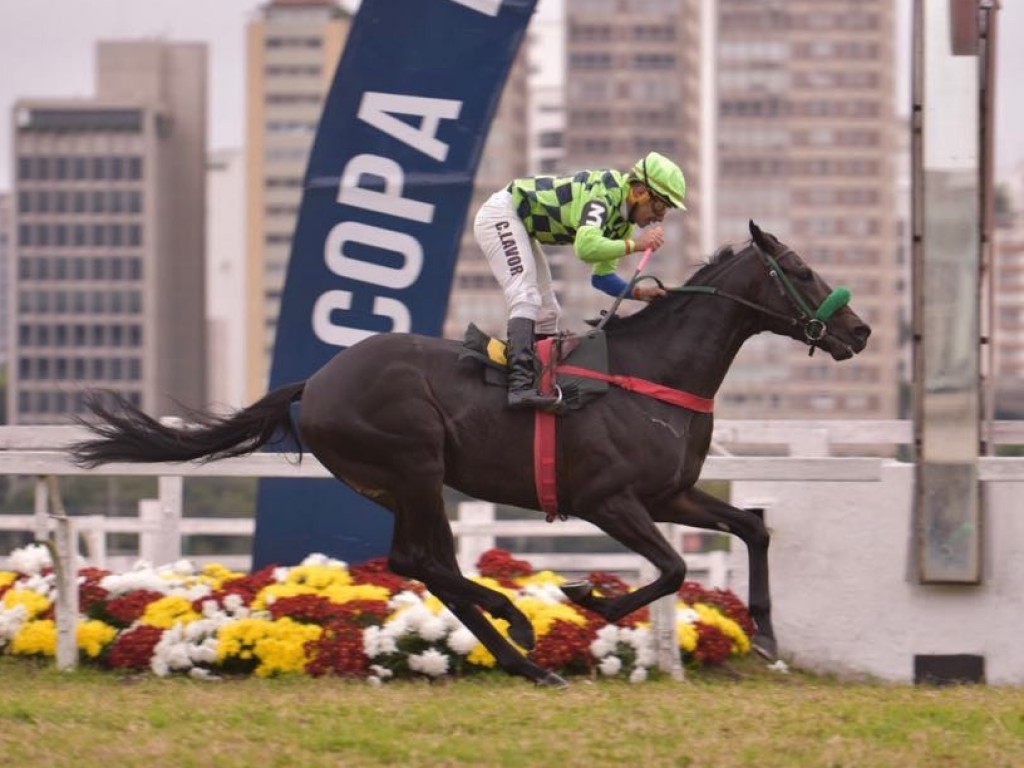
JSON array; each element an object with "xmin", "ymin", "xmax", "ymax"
[{"xmin": 650, "ymin": 244, "xmax": 852, "ymax": 353}]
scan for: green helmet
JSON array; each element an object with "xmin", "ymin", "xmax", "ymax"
[{"xmin": 632, "ymin": 151, "xmax": 687, "ymax": 210}]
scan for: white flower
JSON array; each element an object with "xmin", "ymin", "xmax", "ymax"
[
  {"xmin": 159, "ymin": 560, "xmax": 196, "ymax": 577},
  {"xmin": 363, "ymin": 625, "xmax": 398, "ymax": 658},
  {"xmin": 416, "ymin": 615, "xmax": 448, "ymax": 643},
  {"xmin": 369, "ymin": 664, "xmax": 394, "ymax": 680},
  {"xmin": 590, "ymin": 624, "xmax": 620, "ymax": 658},
  {"xmin": 0, "ymin": 604, "xmax": 30, "ymax": 646},
  {"xmin": 598, "ymin": 656, "xmax": 623, "ymax": 677},
  {"xmin": 7, "ymin": 544, "xmax": 52, "ymax": 575},
  {"xmin": 629, "ymin": 667, "xmax": 648, "ymax": 684},
  {"xmin": 300, "ymin": 552, "xmax": 347, "ymax": 569},
  {"xmin": 446, "ymin": 626, "xmax": 479, "ymax": 655},
  {"xmin": 223, "ymin": 594, "xmax": 245, "ymax": 613},
  {"xmin": 272, "ymin": 566, "xmax": 290, "ymax": 583},
  {"xmin": 389, "ymin": 591, "xmax": 423, "ymax": 609},
  {"xmin": 100, "ymin": 570, "xmax": 171, "ymax": 596},
  {"xmin": 189, "ymin": 667, "xmax": 219, "ymax": 681},
  {"xmin": 408, "ymin": 648, "xmax": 450, "ymax": 678},
  {"xmin": 519, "ymin": 583, "xmax": 566, "ymax": 602},
  {"xmin": 768, "ymin": 659, "xmax": 790, "ymax": 674}
]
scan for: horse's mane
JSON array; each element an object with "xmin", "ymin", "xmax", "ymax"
[{"xmin": 598, "ymin": 240, "xmax": 751, "ymax": 333}]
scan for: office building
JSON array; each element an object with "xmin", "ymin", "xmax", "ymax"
[
  {"xmin": 714, "ymin": 0, "xmax": 901, "ymax": 418},
  {"xmin": 10, "ymin": 40, "xmax": 207, "ymax": 424}
]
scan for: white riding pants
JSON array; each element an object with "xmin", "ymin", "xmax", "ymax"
[{"xmin": 474, "ymin": 189, "xmax": 561, "ymax": 335}]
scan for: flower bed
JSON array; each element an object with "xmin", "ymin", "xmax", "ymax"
[{"xmin": 0, "ymin": 545, "xmax": 753, "ymax": 683}]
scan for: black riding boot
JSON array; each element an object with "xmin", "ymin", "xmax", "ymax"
[{"xmin": 506, "ymin": 317, "xmax": 559, "ymax": 409}]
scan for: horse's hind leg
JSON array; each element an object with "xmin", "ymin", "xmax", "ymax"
[
  {"xmin": 384, "ymin": 482, "xmax": 562, "ymax": 684},
  {"xmin": 652, "ymin": 487, "xmax": 776, "ymax": 660}
]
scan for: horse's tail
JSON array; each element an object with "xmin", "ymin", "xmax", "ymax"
[{"xmin": 69, "ymin": 381, "xmax": 307, "ymax": 468}]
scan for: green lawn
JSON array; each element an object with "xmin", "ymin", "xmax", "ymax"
[{"xmin": 0, "ymin": 657, "xmax": 1021, "ymax": 767}]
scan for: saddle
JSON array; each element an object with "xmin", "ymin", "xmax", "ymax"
[{"xmin": 458, "ymin": 324, "xmax": 610, "ymax": 412}]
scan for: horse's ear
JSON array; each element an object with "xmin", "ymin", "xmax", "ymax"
[{"xmin": 748, "ymin": 220, "xmax": 763, "ymax": 243}]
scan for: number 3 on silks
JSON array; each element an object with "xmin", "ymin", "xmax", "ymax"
[{"xmin": 582, "ymin": 200, "xmax": 607, "ymax": 228}]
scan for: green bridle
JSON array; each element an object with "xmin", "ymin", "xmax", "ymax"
[{"xmin": 652, "ymin": 244, "xmax": 852, "ymax": 351}]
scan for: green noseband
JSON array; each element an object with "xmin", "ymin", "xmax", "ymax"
[
  {"xmin": 815, "ymin": 287, "xmax": 851, "ymax": 322},
  {"xmin": 805, "ymin": 286, "xmax": 852, "ymax": 341}
]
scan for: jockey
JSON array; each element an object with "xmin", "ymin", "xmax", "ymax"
[{"xmin": 474, "ymin": 150, "xmax": 687, "ymax": 408}]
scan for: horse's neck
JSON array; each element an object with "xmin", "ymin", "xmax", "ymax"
[{"xmin": 608, "ymin": 296, "xmax": 756, "ymax": 399}]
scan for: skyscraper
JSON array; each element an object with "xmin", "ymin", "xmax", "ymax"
[
  {"xmin": 715, "ymin": 0, "xmax": 901, "ymax": 419},
  {"xmin": 244, "ymin": 0, "xmax": 350, "ymax": 401},
  {"xmin": 0, "ymin": 193, "xmax": 10, "ymax": 374},
  {"xmin": 9, "ymin": 40, "xmax": 207, "ymax": 425}
]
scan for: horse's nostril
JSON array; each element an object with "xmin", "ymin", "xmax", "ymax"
[{"xmin": 854, "ymin": 325, "xmax": 871, "ymax": 342}]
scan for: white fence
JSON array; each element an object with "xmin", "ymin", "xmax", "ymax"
[
  {"xmin": 5, "ymin": 420, "xmax": 1024, "ymax": 682},
  {"xmin": 0, "ymin": 421, "xmax": 901, "ymax": 579}
]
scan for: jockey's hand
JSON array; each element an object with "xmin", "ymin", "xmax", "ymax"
[
  {"xmin": 635, "ymin": 226, "xmax": 665, "ymax": 252},
  {"xmin": 633, "ymin": 283, "xmax": 668, "ymax": 302}
]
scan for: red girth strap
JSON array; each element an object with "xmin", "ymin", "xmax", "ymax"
[
  {"xmin": 534, "ymin": 340, "xmax": 559, "ymax": 521},
  {"xmin": 556, "ymin": 365, "xmax": 715, "ymax": 413}
]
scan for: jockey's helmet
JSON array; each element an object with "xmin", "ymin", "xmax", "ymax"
[{"xmin": 632, "ymin": 151, "xmax": 687, "ymax": 210}]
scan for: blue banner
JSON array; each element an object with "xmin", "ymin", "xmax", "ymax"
[{"xmin": 252, "ymin": 0, "xmax": 538, "ymax": 568}]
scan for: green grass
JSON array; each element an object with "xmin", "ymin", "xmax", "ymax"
[{"xmin": 0, "ymin": 657, "xmax": 1021, "ymax": 767}]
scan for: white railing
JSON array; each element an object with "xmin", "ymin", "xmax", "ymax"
[{"xmin": 2, "ymin": 420, "xmax": 1023, "ymax": 578}]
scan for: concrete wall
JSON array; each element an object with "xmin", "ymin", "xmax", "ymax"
[{"xmin": 729, "ymin": 462, "xmax": 1024, "ymax": 684}]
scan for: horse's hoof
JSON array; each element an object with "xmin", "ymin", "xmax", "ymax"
[
  {"xmin": 535, "ymin": 671, "xmax": 569, "ymax": 689},
  {"xmin": 560, "ymin": 580, "xmax": 593, "ymax": 603},
  {"xmin": 753, "ymin": 634, "xmax": 777, "ymax": 661}
]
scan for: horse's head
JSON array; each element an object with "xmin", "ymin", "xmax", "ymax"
[{"xmin": 737, "ymin": 221, "xmax": 871, "ymax": 360}]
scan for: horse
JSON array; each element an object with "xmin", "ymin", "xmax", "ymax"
[{"xmin": 70, "ymin": 221, "xmax": 870, "ymax": 687}]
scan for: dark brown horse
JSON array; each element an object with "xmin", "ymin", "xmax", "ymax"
[{"xmin": 70, "ymin": 221, "xmax": 870, "ymax": 687}]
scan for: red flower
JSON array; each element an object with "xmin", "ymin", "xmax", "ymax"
[
  {"xmin": 530, "ymin": 619, "xmax": 597, "ymax": 674},
  {"xmin": 305, "ymin": 621, "xmax": 369, "ymax": 677},
  {"xmin": 77, "ymin": 567, "xmax": 112, "ymax": 617},
  {"xmin": 476, "ymin": 548, "xmax": 533, "ymax": 588},
  {"xmin": 692, "ymin": 622, "xmax": 733, "ymax": 666},
  {"xmin": 106, "ymin": 625, "xmax": 164, "ymax": 670},
  {"xmin": 678, "ymin": 581, "xmax": 755, "ymax": 638},
  {"xmin": 350, "ymin": 558, "xmax": 425, "ymax": 595},
  {"xmin": 268, "ymin": 595, "xmax": 390, "ymax": 627},
  {"xmin": 104, "ymin": 590, "xmax": 164, "ymax": 627}
]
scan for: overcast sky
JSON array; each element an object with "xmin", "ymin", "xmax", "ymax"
[{"xmin": 0, "ymin": 0, "xmax": 1020, "ymax": 190}]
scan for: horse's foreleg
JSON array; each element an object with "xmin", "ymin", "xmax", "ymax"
[
  {"xmin": 651, "ymin": 487, "xmax": 776, "ymax": 660},
  {"xmin": 565, "ymin": 497, "xmax": 687, "ymax": 622}
]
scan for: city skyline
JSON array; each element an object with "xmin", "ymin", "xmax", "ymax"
[{"xmin": 0, "ymin": 0, "xmax": 1021, "ymax": 192}]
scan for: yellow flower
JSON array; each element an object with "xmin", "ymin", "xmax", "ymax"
[
  {"xmin": 283, "ymin": 564, "xmax": 353, "ymax": 590},
  {"xmin": 677, "ymin": 622, "xmax": 698, "ymax": 653},
  {"xmin": 322, "ymin": 584, "xmax": 390, "ymax": 604},
  {"xmin": 78, "ymin": 620, "xmax": 117, "ymax": 658},
  {"xmin": 512, "ymin": 596, "xmax": 587, "ymax": 636},
  {"xmin": 216, "ymin": 616, "xmax": 322, "ymax": 677},
  {"xmin": 514, "ymin": 570, "xmax": 567, "ymax": 588},
  {"xmin": 694, "ymin": 603, "xmax": 751, "ymax": 655},
  {"xmin": 3, "ymin": 588, "xmax": 52, "ymax": 619},
  {"xmin": 140, "ymin": 596, "xmax": 201, "ymax": 629},
  {"xmin": 468, "ymin": 576, "xmax": 518, "ymax": 599},
  {"xmin": 0, "ymin": 571, "xmax": 17, "ymax": 589},
  {"xmin": 11, "ymin": 619, "xmax": 56, "ymax": 657},
  {"xmin": 199, "ymin": 563, "xmax": 245, "ymax": 589}
]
